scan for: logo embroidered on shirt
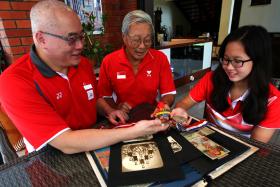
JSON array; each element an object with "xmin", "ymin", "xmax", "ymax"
[
  {"xmin": 83, "ymin": 83, "xmax": 94, "ymax": 100},
  {"xmin": 83, "ymin": 83, "xmax": 93, "ymax": 90},
  {"xmin": 56, "ymin": 92, "xmax": 63, "ymax": 100},
  {"xmin": 117, "ymin": 71, "xmax": 126, "ymax": 79},
  {"xmin": 146, "ymin": 70, "xmax": 152, "ymax": 77},
  {"xmin": 87, "ymin": 90, "xmax": 94, "ymax": 100}
]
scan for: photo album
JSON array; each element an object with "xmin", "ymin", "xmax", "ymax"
[{"xmin": 85, "ymin": 104, "xmax": 258, "ymax": 187}]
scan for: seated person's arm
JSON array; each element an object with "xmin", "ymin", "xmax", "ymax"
[
  {"xmin": 103, "ymin": 97, "xmax": 118, "ymax": 109},
  {"xmin": 96, "ymin": 98, "xmax": 128, "ymax": 124},
  {"xmin": 97, "ymin": 95, "xmax": 132, "ymax": 115},
  {"xmin": 97, "ymin": 55, "xmax": 133, "ymax": 115},
  {"xmin": 49, "ymin": 119, "xmax": 168, "ymax": 154},
  {"xmin": 250, "ymin": 96, "xmax": 280, "ymax": 143},
  {"xmin": 160, "ymin": 94, "xmax": 175, "ymax": 108},
  {"xmin": 251, "ymin": 127, "xmax": 276, "ymax": 143},
  {"xmin": 170, "ymin": 94, "xmax": 197, "ymax": 119},
  {"xmin": 117, "ymin": 102, "xmax": 132, "ymax": 114},
  {"xmin": 102, "ymin": 97, "xmax": 132, "ymax": 114},
  {"xmin": 151, "ymin": 94, "xmax": 175, "ymax": 117},
  {"xmin": 174, "ymin": 94, "xmax": 197, "ymax": 111}
]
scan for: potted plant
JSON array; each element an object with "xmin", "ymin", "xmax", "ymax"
[{"xmin": 82, "ymin": 12, "xmax": 113, "ymax": 69}]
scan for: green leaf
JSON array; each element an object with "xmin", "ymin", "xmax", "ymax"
[{"xmin": 82, "ymin": 12, "xmax": 114, "ymax": 67}]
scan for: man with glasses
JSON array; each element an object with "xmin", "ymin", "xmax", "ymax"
[
  {"xmin": 97, "ymin": 10, "xmax": 176, "ymax": 122},
  {"xmin": 0, "ymin": 0, "xmax": 168, "ymax": 154}
]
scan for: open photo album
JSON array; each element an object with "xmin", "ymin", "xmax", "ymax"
[{"xmin": 85, "ymin": 104, "xmax": 258, "ymax": 187}]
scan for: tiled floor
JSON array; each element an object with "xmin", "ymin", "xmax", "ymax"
[
  {"xmin": 174, "ymin": 81, "xmax": 205, "ymax": 119},
  {"xmin": 172, "ymin": 59, "xmax": 219, "ymax": 119}
]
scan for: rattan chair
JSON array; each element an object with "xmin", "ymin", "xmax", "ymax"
[
  {"xmin": 0, "ymin": 125, "xmax": 18, "ymax": 164},
  {"xmin": 0, "ymin": 109, "xmax": 25, "ymax": 164}
]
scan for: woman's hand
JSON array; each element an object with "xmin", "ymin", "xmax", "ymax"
[
  {"xmin": 170, "ymin": 107, "xmax": 188, "ymax": 118},
  {"xmin": 170, "ymin": 107, "xmax": 192, "ymax": 127}
]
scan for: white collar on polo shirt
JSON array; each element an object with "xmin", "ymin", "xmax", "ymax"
[
  {"xmin": 56, "ymin": 71, "xmax": 69, "ymax": 80},
  {"xmin": 229, "ymin": 89, "xmax": 250, "ymax": 109}
]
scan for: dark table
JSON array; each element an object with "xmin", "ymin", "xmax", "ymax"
[
  {"xmin": 0, "ymin": 146, "xmax": 100, "ymax": 186},
  {"xmin": 211, "ymin": 132, "xmax": 280, "ymax": 187},
  {"xmin": 0, "ymin": 104, "xmax": 279, "ymax": 187},
  {"xmin": 0, "ymin": 131, "xmax": 279, "ymax": 187}
]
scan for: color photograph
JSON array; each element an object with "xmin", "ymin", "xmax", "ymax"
[{"xmin": 65, "ymin": 0, "xmax": 103, "ymax": 34}]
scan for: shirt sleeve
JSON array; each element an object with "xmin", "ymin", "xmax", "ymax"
[
  {"xmin": 189, "ymin": 71, "xmax": 213, "ymax": 102},
  {"xmin": 0, "ymin": 73, "xmax": 69, "ymax": 150},
  {"xmin": 259, "ymin": 95, "xmax": 280, "ymax": 129},
  {"xmin": 97, "ymin": 56, "xmax": 113, "ymax": 98},
  {"xmin": 159, "ymin": 52, "xmax": 176, "ymax": 96}
]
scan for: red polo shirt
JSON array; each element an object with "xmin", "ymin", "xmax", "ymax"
[
  {"xmin": 0, "ymin": 46, "xmax": 97, "ymax": 152},
  {"xmin": 97, "ymin": 47, "xmax": 176, "ymax": 108},
  {"xmin": 189, "ymin": 71, "xmax": 280, "ymax": 137}
]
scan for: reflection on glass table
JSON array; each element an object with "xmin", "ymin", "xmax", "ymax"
[
  {"xmin": 167, "ymin": 42, "xmax": 212, "ymax": 87},
  {"xmin": 171, "ymin": 59, "xmax": 203, "ymax": 80}
]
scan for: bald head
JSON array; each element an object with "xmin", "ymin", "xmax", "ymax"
[{"xmin": 30, "ymin": 0, "xmax": 79, "ymax": 34}]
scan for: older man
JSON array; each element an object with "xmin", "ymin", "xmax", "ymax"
[
  {"xmin": 0, "ymin": 0, "xmax": 168, "ymax": 154},
  {"xmin": 97, "ymin": 10, "xmax": 176, "ymax": 118}
]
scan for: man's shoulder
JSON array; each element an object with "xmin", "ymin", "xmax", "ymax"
[
  {"xmin": 148, "ymin": 48, "xmax": 166, "ymax": 57},
  {"xmin": 79, "ymin": 56, "xmax": 92, "ymax": 65},
  {"xmin": 0, "ymin": 53, "xmax": 34, "ymax": 92},
  {"xmin": 97, "ymin": 49, "xmax": 124, "ymax": 70},
  {"xmin": 102, "ymin": 49, "xmax": 123, "ymax": 62},
  {"xmin": 147, "ymin": 49, "xmax": 169, "ymax": 65},
  {"xmin": 1, "ymin": 53, "xmax": 32, "ymax": 78},
  {"xmin": 77, "ymin": 56, "xmax": 94, "ymax": 69},
  {"xmin": 107, "ymin": 48, "xmax": 122, "ymax": 57}
]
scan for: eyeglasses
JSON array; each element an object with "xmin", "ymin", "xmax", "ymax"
[
  {"xmin": 219, "ymin": 57, "xmax": 252, "ymax": 68},
  {"xmin": 41, "ymin": 31, "xmax": 86, "ymax": 46},
  {"xmin": 127, "ymin": 35, "xmax": 152, "ymax": 48}
]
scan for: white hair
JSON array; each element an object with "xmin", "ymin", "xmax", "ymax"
[
  {"xmin": 121, "ymin": 10, "xmax": 154, "ymax": 35},
  {"xmin": 30, "ymin": 0, "xmax": 73, "ymax": 34}
]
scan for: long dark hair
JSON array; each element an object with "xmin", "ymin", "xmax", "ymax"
[{"xmin": 211, "ymin": 25, "xmax": 272, "ymax": 125}]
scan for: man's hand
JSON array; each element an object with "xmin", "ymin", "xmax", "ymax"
[
  {"xmin": 151, "ymin": 103, "xmax": 170, "ymax": 118},
  {"xmin": 117, "ymin": 102, "xmax": 132, "ymax": 114},
  {"xmin": 130, "ymin": 119, "xmax": 169, "ymax": 138},
  {"xmin": 107, "ymin": 110, "xmax": 129, "ymax": 125}
]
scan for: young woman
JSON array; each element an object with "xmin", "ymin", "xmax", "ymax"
[{"xmin": 171, "ymin": 25, "xmax": 280, "ymax": 143}]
